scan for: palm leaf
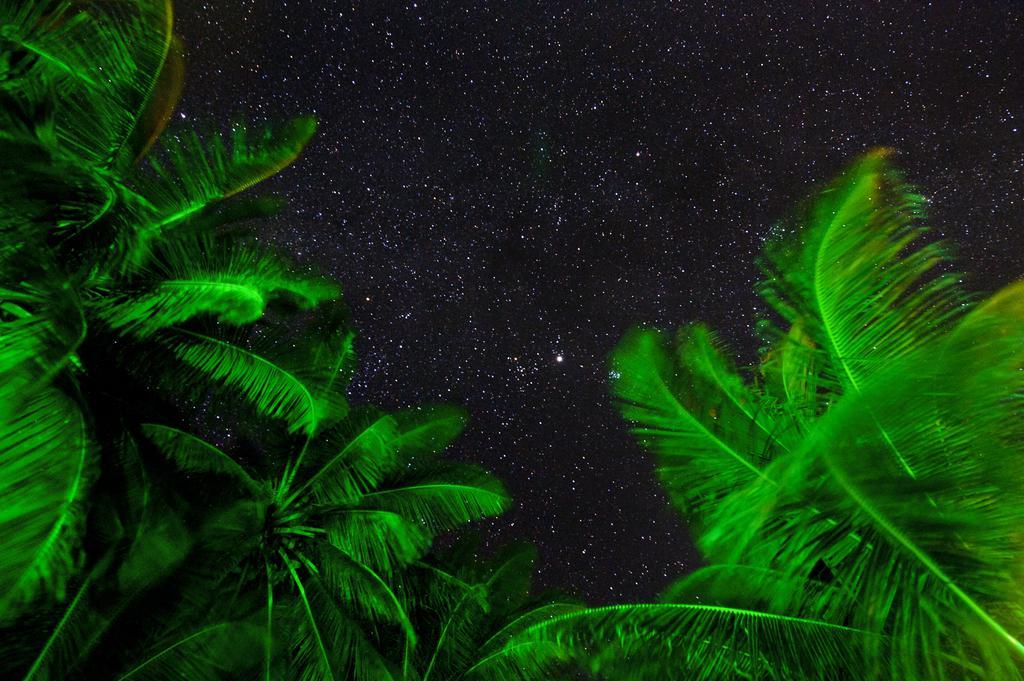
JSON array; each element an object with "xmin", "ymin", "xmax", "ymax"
[
  {"xmin": 156, "ymin": 328, "xmax": 327, "ymax": 434},
  {"xmin": 421, "ymin": 582, "xmax": 489, "ymax": 681},
  {"xmin": 391, "ymin": 405, "xmax": 468, "ymax": 458},
  {"xmin": 125, "ymin": 32, "xmax": 184, "ymax": 166},
  {"xmin": 758, "ymin": 319, "xmax": 823, "ymax": 425},
  {"xmin": 360, "ymin": 464, "xmax": 510, "ymax": 534},
  {"xmin": 101, "ymin": 239, "xmax": 338, "ymax": 337},
  {"xmin": 511, "ymin": 602, "xmax": 875, "ymax": 681},
  {"xmin": 757, "ymin": 149, "xmax": 965, "ymax": 475},
  {"xmin": 282, "ymin": 554, "xmax": 397, "ymax": 681},
  {"xmin": 0, "ymin": 0, "xmax": 174, "ymax": 168},
  {"xmin": 322, "ymin": 509, "xmax": 431, "ymax": 574},
  {"xmin": 290, "ymin": 413, "xmax": 400, "ymax": 504},
  {"xmin": 610, "ymin": 325, "xmax": 782, "ymax": 521},
  {"xmin": 131, "ymin": 117, "xmax": 317, "ymax": 234},
  {"xmin": 703, "ymin": 317, "xmax": 1024, "ymax": 678},
  {"xmin": 283, "ymin": 555, "xmax": 335, "ymax": 681},
  {"xmin": 140, "ymin": 423, "xmax": 262, "ymax": 495},
  {"xmin": 424, "ymin": 546, "xmax": 555, "ymax": 681},
  {"xmin": 315, "ymin": 543, "xmax": 416, "ymax": 644},
  {"xmin": 0, "ymin": 387, "xmax": 93, "ymax": 622},
  {"xmin": 19, "ymin": 552, "xmax": 112, "ymax": 681},
  {"xmin": 115, "ymin": 621, "xmax": 261, "ymax": 681}
]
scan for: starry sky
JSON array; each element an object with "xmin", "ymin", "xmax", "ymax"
[{"xmin": 175, "ymin": 1, "xmax": 1024, "ymax": 602}]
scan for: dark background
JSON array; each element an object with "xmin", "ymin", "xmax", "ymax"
[{"xmin": 175, "ymin": 1, "xmax": 1024, "ymax": 602}]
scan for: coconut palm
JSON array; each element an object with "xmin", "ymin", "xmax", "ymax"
[
  {"xmin": 116, "ymin": 404, "xmax": 509, "ymax": 681},
  {"xmin": 0, "ymin": 0, "xmax": 347, "ymax": 635},
  {"xmin": 605, "ymin": 150, "xmax": 1024, "ymax": 679},
  {"xmin": 0, "ymin": 4, "xmax": 521, "ymax": 680}
]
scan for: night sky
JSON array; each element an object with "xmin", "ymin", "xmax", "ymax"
[{"xmin": 175, "ymin": 1, "xmax": 1024, "ymax": 602}]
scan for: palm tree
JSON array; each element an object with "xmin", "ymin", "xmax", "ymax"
[
  {"xmin": 0, "ymin": 3, "xmax": 525, "ymax": 680},
  {"xmin": 0, "ymin": 0, "xmax": 341, "ymax": 637},
  {"xmin": 605, "ymin": 150, "xmax": 1024, "ymax": 679},
  {"xmin": 107, "ymin": 404, "xmax": 508, "ymax": 680}
]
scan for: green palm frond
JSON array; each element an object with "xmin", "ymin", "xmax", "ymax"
[
  {"xmin": 100, "ymin": 238, "xmax": 339, "ymax": 337},
  {"xmin": 757, "ymin": 149, "xmax": 966, "ymax": 414},
  {"xmin": 391, "ymin": 405, "xmax": 468, "ymax": 458},
  {"xmin": 155, "ymin": 327, "xmax": 331, "ymax": 435},
  {"xmin": 292, "ymin": 412, "xmax": 401, "ymax": 504},
  {"xmin": 323, "ymin": 509, "xmax": 431, "ymax": 574},
  {"xmin": 131, "ymin": 117, "xmax": 317, "ymax": 235},
  {"xmin": 0, "ymin": 387, "xmax": 93, "ymax": 623},
  {"xmin": 360, "ymin": 464, "xmax": 511, "ymax": 534},
  {"xmin": 283, "ymin": 557, "xmax": 397, "ymax": 681},
  {"xmin": 314, "ymin": 543, "xmax": 415, "ymax": 641},
  {"xmin": 140, "ymin": 423, "xmax": 262, "ymax": 495},
  {"xmin": 0, "ymin": 281, "xmax": 85, "ymax": 420},
  {"xmin": 610, "ymin": 325, "xmax": 785, "ymax": 522},
  {"xmin": 611, "ymin": 150, "xmax": 1024, "ymax": 679},
  {"xmin": 686, "ymin": 279, "xmax": 1024, "ymax": 678},
  {"xmin": 420, "ymin": 581, "xmax": 490, "ymax": 681},
  {"xmin": 511, "ymin": 603, "xmax": 875, "ymax": 681},
  {"xmin": 464, "ymin": 603, "xmax": 582, "ymax": 681},
  {"xmin": 114, "ymin": 620, "xmax": 262, "ymax": 681},
  {"xmin": 0, "ymin": 0, "xmax": 174, "ymax": 168},
  {"xmin": 116, "ymin": 501, "xmax": 191, "ymax": 593},
  {"xmin": 419, "ymin": 546, "xmax": 572, "ymax": 681},
  {"xmin": 17, "ymin": 552, "xmax": 112, "ymax": 681},
  {"xmin": 758, "ymin": 319, "xmax": 823, "ymax": 426}
]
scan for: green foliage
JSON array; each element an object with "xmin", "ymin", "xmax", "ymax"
[
  {"xmin": 0, "ymin": 0, "xmax": 328, "ymax": 629},
  {"xmin": 610, "ymin": 149, "xmax": 1024, "ymax": 679},
  {"xmin": 0, "ymin": 2, "xmax": 525, "ymax": 680},
  {"xmin": 0, "ymin": 388, "xmax": 92, "ymax": 623},
  {"xmin": 407, "ymin": 542, "xmax": 583, "ymax": 681}
]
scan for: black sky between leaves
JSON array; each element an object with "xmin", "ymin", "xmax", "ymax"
[{"xmin": 174, "ymin": 1, "xmax": 1024, "ymax": 602}]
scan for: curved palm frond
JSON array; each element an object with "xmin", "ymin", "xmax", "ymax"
[
  {"xmin": 322, "ymin": 509, "xmax": 431, "ymax": 575},
  {"xmin": 314, "ymin": 543, "xmax": 415, "ymax": 641},
  {"xmin": 510, "ymin": 602, "xmax": 875, "ymax": 681},
  {"xmin": 131, "ymin": 117, "xmax": 317, "ymax": 234},
  {"xmin": 0, "ymin": 387, "xmax": 93, "ymax": 623},
  {"xmin": 156, "ymin": 327, "xmax": 328, "ymax": 435},
  {"xmin": 610, "ymin": 324, "xmax": 785, "ymax": 522},
  {"xmin": 291, "ymin": 412, "xmax": 401, "ymax": 504},
  {"xmin": 115, "ymin": 620, "xmax": 261, "ymax": 681},
  {"xmin": 360, "ymin": 464, "xmax": 511, "ymax": 534},
  {"xmin": 757, "ymin": 149, "xmax": 965, "ymax": 475},
  {"xmin": 140, "ymin": 423, "xmax": 262, "ymax": 495},
  {"xmin": 612, "ymin": 150, "xmax": 1024, "ymax": 679},
  {"xmin": 0, "ymin": 0, "xmax": 174, "ymax": 168},
  {"xmin": 0, "ymin": 281, "xmax": 86, "ymax": 421},
  {"xmin": 100, "ymin": 238, "xmax": 338, "ymax": 337}
]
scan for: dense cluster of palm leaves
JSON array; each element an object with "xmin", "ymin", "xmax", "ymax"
[
  {"xmin": 610, "ymin": 149, "xmax": 1024, "ymax": 679},
  {"xmin": 0, "ymin": 1, "xmax": 586, "ymax": 679},
  {"xmin": 6, "ymin": 1, "xmax": 1023, "ymax": 680}
]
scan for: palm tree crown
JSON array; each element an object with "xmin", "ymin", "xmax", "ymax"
[{"xmin": 609, "ymin": 150, "xmax": 1024, "ymax": 680}]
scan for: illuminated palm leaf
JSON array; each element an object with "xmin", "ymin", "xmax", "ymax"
[
  {"xmin": 100, "ymin": 238, "xmax": 339, "ymax": 337},
  {"xmin": 0, "ymin": 387, "xmax": 93, "ymax": 623},
  {"xmin": 0, "ymin": 0, "xmax": 174, "ymax": 168},
  {"xmin": 757, "ymin": 149, "xmax": 966, "ymax": 416},
  {"xmin": 156, "ymin": 328, "xmax": 333, "ymax": 435},
  {"xmin": 611, "ymin": 324, "xmax": 789, "ymax": 523},
  {"xmin": 131, "ymin": 117, "xmax": 318, "ymax": 235},
  {"xmin": 512, "ymin": 602, "xmax": 874, "ymax": 681}
]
